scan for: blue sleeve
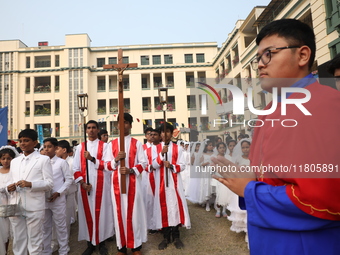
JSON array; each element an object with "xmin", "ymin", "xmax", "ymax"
[{"xmin": 244, "ymin": 181, "xmax": 340, "ymax": 231}]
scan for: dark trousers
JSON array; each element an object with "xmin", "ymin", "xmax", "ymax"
[
  {"xmin": 117, "ymin": 245, "xmax": 142, "ymax": 253},
  {"xmin": 162, "ymin": 224, "xmax": 180, "ymax": 241}
]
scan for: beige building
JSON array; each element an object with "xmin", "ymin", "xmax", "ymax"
[{"xmin": 0, "ymin": 0, "xmax": 339, "ymax": 143}]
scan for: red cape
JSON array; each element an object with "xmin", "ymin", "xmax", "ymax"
[{"xmin": 249, "ymin": 82, "xmax": 340, "ymax": 220}]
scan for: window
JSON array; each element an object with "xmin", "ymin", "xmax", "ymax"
[
  {"xmin": 186, "ymin": 72, "xmax": 194, "ymax": 87},
  {"xmin": 141, "ymin": 56, "xmax": 149, "ymax": 65},
  {"xmin": 109, "ymin": 57, "xmax": 117, "ymax": 64},
  {"xmin": 143, "ymin": 119, "xmax": 152, "ymax": 130},
  {"xmin": 142, "ymin": 97, "xmax": 151, "ymax": 112},
  {"xmin": 35, "ymin": 124, "xmax": 51, "ymax": 138},
  {"xmin": 26, "ymin": 57, "xmax": 30, "ymax": 68},
  {"xmin": 123, "ymin": 57, "xmax": 129, "ymax": 64},
  {"xmin": 34, "ymin": 76, "xmax": 51, "ymax": 93},
  {"xmin": 34, "ymin": 100, "xmax": 51, "ymax": 116},
  {"xmin": 55, "ymin": 123, "xmax": 60, "ymax": 137},
  {"xmin": 153, "ymin": 55, "xmax": 161, "ymax": 65},
  {"xmin": 35, "ymin": 56, "xmax": 51, "ymax": 68},
  {"xmin": 153, "ymin": 74, "xmax": 162, "ymax": 88},
  {"xmin": 141, "ymin": 74, "xmax": 150, "ymax": 89},
  {"xmin": 164, "ymin": 55, "xmax": 173, "ymax": 64},
  {"xmin": 25, "ymin": 102, "xmax": 30, "ymax": 116},
  {"xmin": 187, "ymin": 95, "xmax": 196, "ymax": 110},
  {"xmin": 55, "ymin": 76, "xmax": 59, "ymax": 92},
  {"xmin": 110, "ymin": 99, "xmax": 118, "ymax": 113},
  {"xmin": 97, "ymin": 100, "xmax": 106, "ymax": 115},
  {"xmin": 25, "ymin": 77, "xmax": 30, "ymax": 93},
  {"xmin": 97, "ymin": 76, "xmax": 106, "ymax": 91},
  {"xmin": 124, "ymin": 98, "xmax": 130, "ymax": 112},
  {"xmin": 168, "ymin": 96, "xmax": 176, "ymax": 111},
  {"xmin": 325, "ymin": 0, "xmax": 340, "ymax": 33},
  {"xmin": 55, "ymin": 55, "xmax": 59, "ymax": 67},
  {"xmin": 123, "ymin": 75, "xmax": 129, "ymax": 90},
  {"xmin": 196, "ymin": 53, "xmax": 205, "ymax": 63},
  {"xmin": 165, "ymin": 73, "xmax": 174, "ymax": 87},
  {"xmin": 185, "ymin": 54, "xmax": 193, "ymax": 63},
  {"xmin": 97, "ymin": 58, "xmax": 105, "ymax": 68},
  {"xmin": 55, "ymin": 100, "xmax": 60, "ymax": 115},
  {"xmin": 188, "ymin": 117, "xmax": 197, "ymax": 128}
]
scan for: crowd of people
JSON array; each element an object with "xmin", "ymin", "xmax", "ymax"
[{"xmin": 1, "ymin": 18, "xmax": 340, "ymax": 255}]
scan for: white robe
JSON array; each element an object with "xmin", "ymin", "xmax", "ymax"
[
  {"xmin": 104, "ymin": 135, "xmax": 148, "ymax": 249},
  {"xmin": 73, "ymin": 139, "xmax": 114, "ymax": 245},
  {"xmin": 151, "ymin": 142, "xmax": 191, "ymax": 229},
  {"xmin": 0, "ymin": 171, "xmax": 11, "ymax": 255}
]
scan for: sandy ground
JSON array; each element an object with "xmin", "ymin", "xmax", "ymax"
[{"xmin": 8, "ymin": 201, "xmax": 249, "ymax": 255}]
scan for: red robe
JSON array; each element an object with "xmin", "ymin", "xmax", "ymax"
[
  {"xmin": 105, "ymin": 136, "xmax": 147, "ymax": 249},
  {"xmin": 250, "ymin": 81, "xmax": 340, "ymax": 220}
]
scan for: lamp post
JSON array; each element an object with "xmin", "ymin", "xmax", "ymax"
[
  {"xmin": 77, "ymin": 93, "xmax": 90, "ymax": 195},
  {"xmin": 158, "ymin": 87, "xmax": 169, "ymax": 187}
]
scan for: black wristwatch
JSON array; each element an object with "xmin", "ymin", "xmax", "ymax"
[
  {"xmin": 129, "ymin": 168, "xmax": 135, "ymax": 174},
  {"xmin": 91, "ymin": 157, "xmax": 96, "ymax": 164}
]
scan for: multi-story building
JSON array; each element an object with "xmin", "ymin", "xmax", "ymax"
[{"xmin": 0, "ymin": 0, "xmax": 339, "ymax": 143}]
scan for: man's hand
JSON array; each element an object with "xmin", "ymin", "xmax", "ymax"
[
  {"xmin": 48, "ymin": 192, "xmax": 60, "ymax": 202},
  {"xmin": 7, "ymin": 183, "xmax": 16, "ymax": 192},
  {"xmin": 161, "ymin": 145, "xmax": 168, "ymax": 155},
  {"xmin": 119, "ymin": 166, "xmax": 132, "ymax": 174},
  {"xmin": 211, "ymin": 155, "xmax": 256, "ymax": 197},
  {"xmin": 15, "ymin": 180, "xmax": 32, "ymax": 188},
  {"xmin": 84, "ymin": 151, "xmax": 92, "ymax": 160},
  {"xmin": 115, "ymin": 151, "xmax": 126, "ymax": 162},
  {"xmin": 81, "ymin": 182, "xmax": 92, "ymax": 192},
  {"xmin": 164, "ymin": 161, "xmax": 171, "ymax": 168}
]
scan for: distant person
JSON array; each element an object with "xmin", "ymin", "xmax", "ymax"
[
  {"xmin": 98, "ymin": 129, "xmax": 109, "ymax": 143},
  {"xmin": 327, "ymin": 52, "xmax": 340, "ymax": 90}
]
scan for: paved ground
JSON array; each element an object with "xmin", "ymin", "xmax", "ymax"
[{"xmin": 9, "ymin": 201, "xmax": 249, "ymax": 255}]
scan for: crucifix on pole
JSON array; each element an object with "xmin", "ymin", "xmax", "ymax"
[{"xmin": 103, "ymin": 49, "xmax": 137, "ymax": 194}]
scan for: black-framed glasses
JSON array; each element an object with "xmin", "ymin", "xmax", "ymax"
[
  {"xmin": 334, "ymin": 76, "xmax": 340, "ymax": 83},
  {"xmin": 251, "ymin": 46, "xmax": 300, "ymax": 70}
]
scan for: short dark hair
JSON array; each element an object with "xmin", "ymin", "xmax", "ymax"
[
  {"xmin": 152, "ymin": 128, "xmax": 161, "ymax": 135},
  {"xmin": 256, "ymin": 19, "xmax": 316, "ymax": 69},
  {"xmin": 43, "ymin": 137, "xmax": 58, "ymax": 147},
  {"xmin": 327, "ymin": 53, "xmax": 340, "ymax": 75},
  {"xmin": 0, "ymin": 148, "xmax": 16, "ymax": 159},
  {"xmin": 117, "ymin": 113, "xmax": 133, "ymax": 125},
  {"xmin": 58, "ymin": 140, "xmax": 71, "ymax": 153},
  {"xmin": 18, "ymin": 129, "xmax": 38, "ymax": 141},
  {"xmin": 159, "ymin": 122, "xmax": 174, "ymax": 133},
  {"xmin": 144, "ymin": 127, "xmax": 153, "ymax": 135},
  {"xmin": 86, "ymin": 120, "xmax": 99, "ymax": 129},
  {"xmin": 98, "ymin": 129, "xmax": 108, "ymax": 139}
]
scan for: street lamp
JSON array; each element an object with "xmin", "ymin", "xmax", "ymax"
[{"xmin": 77, "ymin": 93, "xmax": 90, "ymax": 195}]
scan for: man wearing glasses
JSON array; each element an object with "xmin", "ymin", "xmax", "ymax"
[
  {"xmin": 327, "ymin": 53, "xmax": 340, "ymax": 90},
  {"xmin": 213, "ymin": 19, "xmax": 340, "ymax": 255}
]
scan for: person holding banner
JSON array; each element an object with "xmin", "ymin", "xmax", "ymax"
[
  {"xmin": 104, "ymin": 113, "xmax": 147, "ymax": 255},
  {"xmin": 73, "ymin": 120, "xmax": 114, "ymax": 255}
]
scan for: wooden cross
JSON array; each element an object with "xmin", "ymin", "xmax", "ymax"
[{"xmin": 103, "ymin": 49, "xmax": 137, "ymax": 194}]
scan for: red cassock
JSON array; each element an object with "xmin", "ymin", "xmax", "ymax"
[
  {"xmin": 151, "ymin": 142, "xmax": 191, "ymax": 229},
  {"xmin": 104, "ymin": 135, "xmax": 148, "ymax": 249},
  {"xmin": 73, "ymin": 139, "xmax": 114, "ymax": 245}
]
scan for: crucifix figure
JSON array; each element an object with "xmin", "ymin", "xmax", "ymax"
[{"xmin": 103, "ymin": 49, "xmax": 137, "ymax": 194}]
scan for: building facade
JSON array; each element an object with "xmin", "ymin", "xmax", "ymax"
[{"xmin": 0, "ymin": 0, "xmax": 339, "ymax": 143}]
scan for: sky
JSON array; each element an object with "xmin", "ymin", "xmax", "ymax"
[{"xmin": 1, "ymin": 0, "xmax": 270, "ymax": 48}]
